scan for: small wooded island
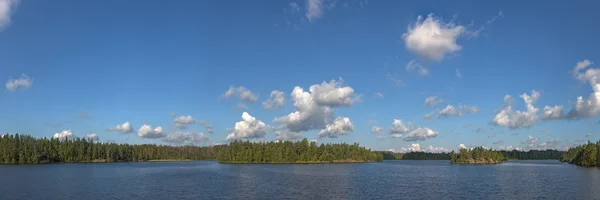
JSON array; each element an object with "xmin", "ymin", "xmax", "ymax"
[{"xmin": 449, "ymin": 147, "xmax": 505, "ymax": 164}]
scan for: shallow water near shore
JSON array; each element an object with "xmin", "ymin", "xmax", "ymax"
[{"xmin": 1, "ymin": 160, "xmax": 599, "ymax": 200}]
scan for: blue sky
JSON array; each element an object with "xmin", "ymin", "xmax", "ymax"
[{"xmin": 1, "ymin": 0, "xmax": 599, "ymax": 152}]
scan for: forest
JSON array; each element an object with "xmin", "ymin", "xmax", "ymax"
[
  {"xmin": 450, "ymin": 147, "xmax": 505, "ymax": 164},
  {"xmin": 0, "ymin": 134, "xmax": 222, "ymax": 164},
  {"xmin": 217, "ymin": 139, "xmax": 383, "ymax": 163},
  {"xmin": 378, "ymin": 149, "xmax": 562, "ymax": 160},
  {"xmin": 560, "ymin": 141, "xmax": 600, "ymax": 167}
]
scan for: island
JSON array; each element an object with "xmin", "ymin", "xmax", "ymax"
[
  {"xmin": 449, "ymin": 147, "xmax": 505, "ymax": 164},
  {"xmin": 377, "ymin": 149, "xmax": 562, "ymax": 161},
  {"xmin": 560, "ymin": 140, "xmax": 600, "ymax": 167},
  {"xmin": 217, "ymin": 139, "xmax": 383, "ymax": 164}
]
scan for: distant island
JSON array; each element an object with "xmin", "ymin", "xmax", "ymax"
[
  {"xmin": 377, "ymin": 149, "xmax": 563, "ymax": 161},
  {"xmin": 217, "ymin": 139, "xmax": 383, "ymax": 164},
  {"xmin": 560, "ymin": 141, "xmax": 599, "ymax": 167},
  {"xmin": 449, "ymin": 147, "xmax": 505, "ymax": 164}
]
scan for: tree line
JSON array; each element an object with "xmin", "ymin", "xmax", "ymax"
[
  {"xmin": 0, "ymin": 134, "xmax": 222, "ymax": 164},
  {"xmin": 377, "ymin": 149, "xmax": 563, "ymax": 161},
  {"xmin": 217, "ymin": 138, "xmax": 383, "ymax": 163},
  {"xmin": 560, "ymin": 141, "xmax": 600, "ymax": 167}
]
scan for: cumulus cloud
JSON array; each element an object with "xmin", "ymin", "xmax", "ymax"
[
  {"xmin": 274, "ymin": 131, "xmax": 303, "ymax": 141},
  {"xmin": 402, "ymin": 14, "xmax": 465, "ymax": 62},
  {"xmin": 226, "ymin": 112, "xmax": 267, "ymax": 141},
  {"xmin": 108, "ymin": 122, "xmax": 134, "ymax": 134},
  {"xmin": 163, "ymin": 132, "xmax": 208, "ymax": 146},
  {"xmin": 438, "ymin": 104, "xmax": 478, "ymax": 118},
  {"xmin": 372, "ymin": 126, "xmax": 384, "ymax": 134},
  {"xmin": 424, "ymin": 96, "xmax": 443, "ymax": 107},
  {"xmin": 137, "ymin": 124, "xmax": 164, "ymax": 138},
  {"xmin": 86, "ymin": 133, "xmax": 99, "ymax": 141},
  {"xmin": 537, "ymin": 138, "xmax": 561, "ymax": 150},
  {"xmin": 565, "ymin": 61, "xmax": 600, "ymax": 119},
  {"xmin": 491, "ymin": 90, "xmax": 540, "ymax": 129},
  {"xmin": 5, "ymin": 73, "xmax": 32, "ymax": 92},
  {"xmin": 398, "ymin": 143, "xmax": 449, "ymax": 153},
  {"xmin": 541, "ymin": 105, "xmax": 565, "ymax": 121},
  {"xmin": 273, "ymin": 79, "xmax": 359, "ymax": 137},
  {"xmin": 498, "ymin": 145, "xmax": 520, "ymax": 151},
  {"xmin": 318, "ymin": 117, "xmax": 354, "ymax": 138},
  {"xmin": 403, "ymin": 127, "xmax": 439, "ymax": 141},
  {"xmin": 389, "ymin": 119, "xmax": 410, "ymax": 133},
  {"xmin": 222, "ymin": 86, "xmax": 259, "ymax": 103},
  {"xmin": 306, "ymin": 0, "xmax": 329, "ymax": 22},
  {"xmin": 406, "ymin": 59, "xmax": 429, "ymax": 76},
  {"xmin": 173, "ymin": 115, "xmax": 196, "ymax": 129},
  {"xmin": 53, "ymin": 130, "xmax": 73, "ymax": 140},
  {"xmin": 262, "ymin": 90, "xmax": 285, "ymax": 109},
  {"xmin": 520, "ymin": 135, "xmax": 538, "ymax": 148},
  {"xmin": 0, "ymin": 0, "xmax": 19, "ymax": 30},
  {"xmin": 458, "ymin": 144, "xmax": 467, "ymax": 149}
]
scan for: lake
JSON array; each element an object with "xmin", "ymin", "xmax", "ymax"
[{"xmin": 1, "ymin": 160, "xmax": 599, "ymax": 200}]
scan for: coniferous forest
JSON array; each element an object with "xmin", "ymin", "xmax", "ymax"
[
  {"xmin": 0, "ymin": 134, "xmax": 222, "ymax": 164},
  {"xmin": 560, "ymin": 141, "xmax": 600, "ymax": 167},
  {"xmin": 378, "ymin": 150, "xmax": 563, "ymax": 161},
  {"xmin": 450, "ymin": 147, "xmax": 505, "ymax": 164},
  {"xmin": 217, "ymin": 139, "xmax": 383, "ymax": 163}
]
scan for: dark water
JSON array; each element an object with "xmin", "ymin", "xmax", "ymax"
[{"xmin": 1, "ymin": 160, "xmax": 600, "ymax": 200}]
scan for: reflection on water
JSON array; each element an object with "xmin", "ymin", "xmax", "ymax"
[{"xmin": 0, "ymin": 160, "xmax": 599, "ymax": 200}]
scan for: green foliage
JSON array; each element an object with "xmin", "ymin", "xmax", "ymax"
[
  {"xmin": 376, "ymin": 151, "xmax": 403, "ymax": 160},
  {"xmin": 401, "ymin": 152, "xmax": 449, "ymax": 160},
  {"xmin": 217, "ymin": 138, "xmax": 383, "ymax": 163},
  {"xmin": 560, "ymin": 141, "xmax": 600, "ymax": 167},
  {"xmin": 499, "ymin": 149, "xmax": 564, "ymax": 160},
  {"xmin": 449, "ymin": 147, "xmax": 505, "ymax": 164},
  {"xmin": 0, "ymin": 134, "xmax": 223, "ymax": 164}
]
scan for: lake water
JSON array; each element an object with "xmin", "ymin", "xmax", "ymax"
[{"xmin": 1, "ymin": 160, "xmax": 599, "ymax": 200}]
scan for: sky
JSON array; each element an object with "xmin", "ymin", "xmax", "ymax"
[{"xmin": 1, "ymin": 0, "xmax": 600, "ymax": 152}]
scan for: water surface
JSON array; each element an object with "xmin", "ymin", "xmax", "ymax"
[{"xmin": 1, "ymin": 160, "xmax": 599, "ymax": 200}]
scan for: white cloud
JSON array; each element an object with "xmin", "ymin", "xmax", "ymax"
[
  {"xmin": 462, "ymin": 124, "xmax": 471, "ymax": 128},
  {"xmin": 5, "ymin": 74, "xmax": 32, "ymax": 92},
  {"xmin": 403, "ymin": 127, "xmax": 439, "ymax": 141},
  {"xmin": 498, "ymin": 145, "xmax": 520, "ymax": 151},
  {"xmin": 398, "ymin": 143, "xmax": 449, "ymax": 153},
  {"xmin": 406, "ymin": 59, "xmax": 429, "ymax": 76},
  {"xmin": 458, "ymin": 144, "xmax": 466, "ymax": 149},
  {"xmin": 493, "ymin": 140, "xmax": 504, "ymax": 145},
  {"xmin": 163, "ymin": 132, "xmax": 208, "ymax": 146},
  {"xmin": 0, "ymin": 0, "xmax": 19, "ymax": 30},
  {"xmin": 391, "ymin": 133, "xmax": 403, "ymax": 138},
  {"xmin": 262, "ymin": 90, "xmax": 285, "ymax": 109},
  {"xmin": 520, "ymin": 135, "xmax": 538, "ymax": 148},
  {"xmin": 536, "ymin": 138, "xmax": 561, "ymax": 150},
  {"xmin": 226, "ymin": 112, "xmax": 267, "ymax": 141},
  {"xmin": 310, "ymin": 79, "xmax": 361, "ymax": 107},
  {"xmin": 586, "ymin": 133, "xmax": 593, "ymax": 137},
  {"xmin": 371, "ymin": 126, "xmax": 384, "ymax": 134},
  {"xmin": 306, "ymin": 0, "xmax": 324, "ymax": 22},
  {"xmin": 376, "ymin": 135, "xmax": 386, "ymax": 140},
  {"xmin": 53, "ymin": 130, "xmax": 73, "ymax": 140},
  {"xmin": 565, "ymin": 62, "xmax": 600, "ymax": 119},
  {"xmin": 491, "ymin": 90, "xmax": 540, "ymax": 129},
  {"xmin": 86, "ymin": 133, "xmax": 99, "ymax": 141},
  {"xmin": 197, "ymin": 120, "xmax": 214, "ymax": 134},
  {"xmin": 288, "ymin": 2, "xmax": 300, "ymax": 14},
  {"xmin": 438, "ymin": 104, "xmax": 478, "ymax": 118},
  {"xmin": 274, "ymin": 131, "xmax": 303, "ymax": 141},
  {"xmin": 108, "ymin": 122, "xmax": 134, "ymax": 134},
  {"xmin": 137, "ymin": 124, "xmax": 164, "ymax": 138},
  {"xmin": 273, "ymin": 79, "xmax": 358, "ymax": 136},
  {"xmin": 424, "ymin": 96, "xmax": 443, "ymax": 107},
  {"xmin": 173, "ymin": 115, "xmax": 195, "ymax": 129},
  {"xmin": 456, "ymin": 69, "xmax": 462, "ymax": 78},
  {"xmin": 387, "ymin": 72, "xmax": 403, "ymax": 87},
  {"xmin": 375, "ymin": 92, "xmax": 384, "ymax": 98},
  {"xmin": 222, "ymin": 86, "xmax": 259, "ymax": 103},
  {"xmin": 318, "ymin": 117, "xmax": 354, "ymax": 138},
  {"xmin": 541, "ymin": 105, "xmax": 565, "ymax": 121},
  {"xmin": 424, "ymin": 110, "xmax": 436, "ymax": 120},
  {"xmin": 402, "ymin": 14, "xmax": 465, "ymax": 62},
  {"xmin": 389, "ymin": 119, "xmax": 410, "ymax": 133}
]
